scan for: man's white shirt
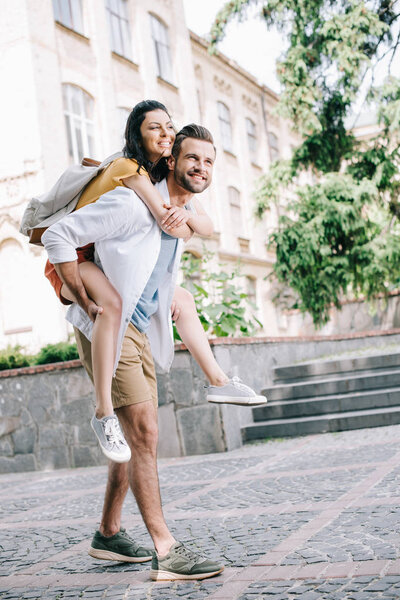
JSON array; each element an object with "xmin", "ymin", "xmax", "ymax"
[{"xmin": 42, "ymin": 180, "xmax": 183, "ymax": 374}]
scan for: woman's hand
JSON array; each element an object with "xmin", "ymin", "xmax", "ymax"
[
  {"xmin": 161, "ymin": 204, "xmax": 191, "ymax": 230},
  {"xmin": 86, "ymin": 300, "xmax": 103, "ymax": 323},
  {"xmin": 170, "ymin": 300, "xmax": 181, "ymax": 321}
]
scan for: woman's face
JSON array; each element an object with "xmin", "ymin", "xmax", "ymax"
[{"xmin": 139, "ymin": 109, "xmax": 175, "ymax": 162}]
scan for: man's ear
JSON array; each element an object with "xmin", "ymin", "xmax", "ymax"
[{"xmin": 166, "ymin": 155, "xmax": 175, "ymax": 171}]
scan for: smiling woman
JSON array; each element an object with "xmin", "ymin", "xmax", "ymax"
[{"xmin": 140, "ymin": 111, "xmax": 175, "ymax": 162}]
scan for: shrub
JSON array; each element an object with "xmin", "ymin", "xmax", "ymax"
[
  {"xmin": 0, "ymin": 341, "xmax": 79, "ymax": 371},
  {"xmin": 175, "ymin": 248, "xmax": 262, "ymax": 340},
  {"xmin": 33, "ymin": 342, "xmax": 79, "ymax": 365},
  {"xmin": 0, "ymin": 346, "xmax": 32, "ymax": 370}
]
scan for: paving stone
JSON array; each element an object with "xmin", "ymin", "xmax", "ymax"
[{"xmin": 1, "ymin": 426, "xmax": 400, "ymax": 599}]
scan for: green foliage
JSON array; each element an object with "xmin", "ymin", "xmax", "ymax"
[
  {"xmin": 0, "ymin": 341, "xmax": 79, "ymax": 371},
  {"xmin": 0, "ymin": 346, "xmax": 32, "ymax": 371},
  {"xmin": 210, "ymin": 0, "xmax": 400, "ymax": 327},
  {"xmin": 33, "ymin": 342, "xmax": 79, "ymax": 365},
  {"xmin": 175, "ymin": 249, "xmax": 262, "ymax": 340},
  {"xmin": 269, "ymin": 174, "xmax": 400, "ymax": 324}
]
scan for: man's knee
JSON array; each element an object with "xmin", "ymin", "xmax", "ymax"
[{"xmin": 117, "ymin": 402, "xmax": 158, "ymax": 452}]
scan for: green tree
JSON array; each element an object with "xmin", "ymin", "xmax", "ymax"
[
  {"xmin": 211, "ymin": 0, "xmax": 400, "ymax": 326},
  {"xmin": 175, "ymin": 249, "xmax": 262, "ymax": 339}
]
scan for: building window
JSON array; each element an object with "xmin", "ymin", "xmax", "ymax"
[
  {"xmin": 0, "ymin": 240, "xmax": 33, "ymax": 337},
  {"xmin": 62, "ymin": 84, "xmax": 95, "ymax": 163},
  {"xmin": 268, "ymin": 131, "xmax": 280, "ymax": 162},
  {"xmin": 245, "ymin": 276, "xmax": 257, "ymax": 306},
  {"xmin": 118, "ymin": 107, "xmax": 130, "ymax": 146},
  {"xmin": 246, "ymin": 118, "xmax": 257, "ymax": 158},
  {"xmin": 218, "ymin": 102, "xmax": 233, "ymax": 152},
  {"xmin": 228, "ymin": 186, "xmax": 242, "ymax": 236},
  {"xmin": 52, "ymin": 0, "xmax": 84, "ymax": 34},
  {"xmin": 106, "ymin": 0, "xmax": 132, "ymax": 59},
  {"xmin": 150, "ymin": 14, "xmax": 173, "ymax": 82}
]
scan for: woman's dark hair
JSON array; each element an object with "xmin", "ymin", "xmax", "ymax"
[{"xmin": 123, "ymin": 99, "xmax": 172, "ymax": 182}]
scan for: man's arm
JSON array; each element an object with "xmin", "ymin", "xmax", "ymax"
[
  {"xmin": 42, "ymin": 188, "xmax": 140, "ymax": 317},
  {"xmin": 53, "ymin": 261, "xmax": 102, "ymax": 321}
]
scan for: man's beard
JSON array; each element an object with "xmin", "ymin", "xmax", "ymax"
[{"xmin": 174, "ymin": 166, "xmax": 210, "ymax": 194}]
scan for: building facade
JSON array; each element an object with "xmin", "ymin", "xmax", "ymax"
[{"xmin": 0, "ymin": 0, "xmax": 298, "ymax": 352}]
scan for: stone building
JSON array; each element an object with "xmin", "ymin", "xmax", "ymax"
[{"xmin": 0, "ymin": 0, "xmax": 298, "ymax": 352}]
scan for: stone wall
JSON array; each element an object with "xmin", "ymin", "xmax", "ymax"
[
  {"xmin": 1, "ymin": 329, "xmax": 400, "ymax": 473},
  {"xmin": 284, "ymin": 292, "xmax": 400, "ymax": 337}
]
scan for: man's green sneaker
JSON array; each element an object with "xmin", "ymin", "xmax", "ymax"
[
  {"xmin": 88, "ymin": 528, "xmax": 153, "ymax": 563},
  {"xmin": 150, "ymin": 541, "xmax": 224, "ymax": 581}
]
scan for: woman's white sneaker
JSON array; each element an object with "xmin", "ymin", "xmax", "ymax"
[
  {"xmin": 206, "ymin": 376, "xmax": 267, "ymax": 406},
  {"xmin": 91, "ymin": 415, "xmax": 131, "ymax": 463}
]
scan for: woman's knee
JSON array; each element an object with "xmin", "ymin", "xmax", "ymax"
[
  {"xmin": 100, "ymin": 291, "xmax": 123, "ymax": 322},
  {"xmin": 174, "ymin": 286, "xmax": 196, "ymax": 315}
]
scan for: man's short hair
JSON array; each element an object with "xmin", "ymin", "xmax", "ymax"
[{"xmin": 172, "ymin": 124, "xmax": 216, "ymax": 160}]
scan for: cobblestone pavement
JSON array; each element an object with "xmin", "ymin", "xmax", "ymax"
[{"xmin": 1, "ymin": 425, "xmax": 400, "ymax": 599}]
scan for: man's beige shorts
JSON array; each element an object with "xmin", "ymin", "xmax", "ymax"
[{"xmin": 74, "ymin": 322, "xmax": 158, "ymax": 409}]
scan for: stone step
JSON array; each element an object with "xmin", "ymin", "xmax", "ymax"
[
  {"xmin": 242, "ymin": 406, "xmax": 400, "ymax": 441},
  {"xmin": 253, "ymin": 387, "xmax": 400, "ymax": 421},
  {"xmin": 262, "ymin": 368, "xmax": 400, "ymax": 402},
  {"xmin": 273, "ymin": 352, "xmax": 400, "ymax": 384}
]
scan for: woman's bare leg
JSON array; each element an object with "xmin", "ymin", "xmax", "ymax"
[
  {"xmin": 60, "ymin": 262, "xmax": 122, "ymax": 418},
  {"xmin": 172, "ymin": 286, "xmax": 228, "ymax": 386}
]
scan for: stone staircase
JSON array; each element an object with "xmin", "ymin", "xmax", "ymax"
[{"xmin": 242, "ymin": 351, "xmax": 400, "ymax": 441}]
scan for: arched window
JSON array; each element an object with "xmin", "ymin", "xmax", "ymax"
[
  {"xmin": 228, "ymin": 186, "xmax": 242, "ymax": 236},
  {"xmin": 246, "ymin": 118, "xmax": 257, "ymax": 158},
  {"xmin": 217, "ymin": 102, "xmax": 233, "ymax": 152},
  {"xmin": 0, "ymin": 240, "xmax": 33, "ymax": 336},
  {"xmin": 150, "ymin": 14, "xmax": 173, "ymax": 82},
  {"xmin": 268, "ymin": 131, "xmax": 280, "ymax": 162},
  {"xmin": 118, "ymin": 107, "xmax": 130, "ymax": 145},
  {"xmin": 62, "ymin": 84, "xmax": 95, "ymax": 163},
  {"xmin": 52, "ymin": 0, "xmax": 84, "ymax": 34},
  {"xmin": 106, "ymin": 0, "xmax": 132, "ymax": 59},
  {"xmin": 245, "ymin": 276, "xmax": 257, "ymax": 307}
]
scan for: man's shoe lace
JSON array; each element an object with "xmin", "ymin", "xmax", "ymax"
[
  {"xmin": 174, "ymin": 544, "xmax": 205, "ymax": 562},
  {"xmin": 119, "ymin": 528, "xmax": 140, "ymax": 551}
]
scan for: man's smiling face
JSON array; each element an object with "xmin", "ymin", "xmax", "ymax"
[{"xmin": 172, "ymin": 138, "xmax": 215, "ymax": 194}]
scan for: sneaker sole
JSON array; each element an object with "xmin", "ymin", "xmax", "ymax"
[
  {"xmin": 150, "ymin": 567, "xmax": 224, "ymax": 581},
  {"xmin": 88, "ymin": 547, "xmax": 152, "ymax": 563},
  {"xmin": 207, "ymin": 395, "xmax": 267, "ymax": 406},
  {"xmin": 90, "ymin": 421, "xmax": 131, "ymax": 463}
]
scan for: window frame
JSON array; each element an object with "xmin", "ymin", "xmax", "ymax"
[
  {"xmin": 218, "ymin": 102, "xmax": 233, "ymax": 153},
  {"xmin": 62, "ymin": 84, "xmax": 95, "ymax": 163},
  {"xmin": 228, "ymin": 186, "xmax": 243, "ymax": 237},
  {"xmin": 246, "ymin": 117, "xmax": 257, "ymax": 159},
  {"xmin": 149, "ymin": 14, "xmax": 174, "ymax": 83},
  {"xmin": 268, "ymin": 131, "xmax": 280, "ymax": 162},
  {"xmin": 117, "ymin": 106, "xmax": 131, "ymax": 146},
  {"xmin": 106, "ymin": 0, "xmax": 132, "ymax": 59},
  {"xmin": 52, "ymin": 0, "xmax": 84, "ymax": 35}
]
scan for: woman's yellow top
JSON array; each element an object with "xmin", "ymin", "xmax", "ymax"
[{"xmin": 75, "ymin": 157, "xmax": 149, "ymax": 210}]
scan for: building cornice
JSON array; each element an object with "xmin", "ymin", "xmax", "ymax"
[
  {"xmin": 189, "ymin": 30, "xmax": 279, "ymax": 103},
  {"xmin": 218, "ymin": 249, "xmax": 273, "ymax": 267}
]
